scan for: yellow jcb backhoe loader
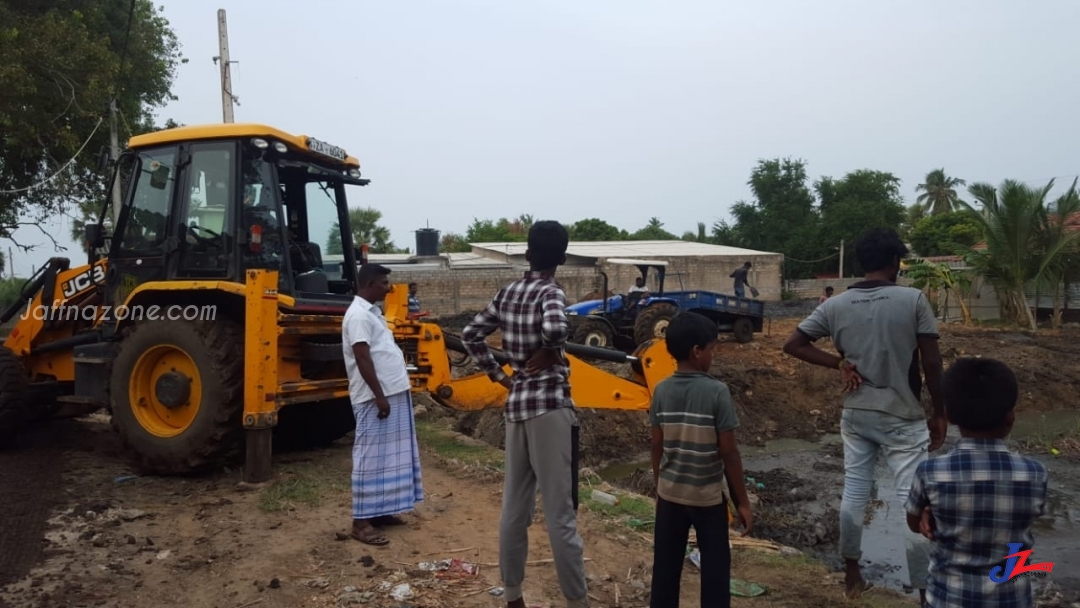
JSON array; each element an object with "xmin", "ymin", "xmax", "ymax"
[{"xmin": 0, "ymin": 122, "xmax": 676, "ymax": 483}]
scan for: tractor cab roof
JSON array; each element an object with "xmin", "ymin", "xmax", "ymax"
[{"xmin": 127, "ymin": 123, "xmax": 361, "ymax": 171}]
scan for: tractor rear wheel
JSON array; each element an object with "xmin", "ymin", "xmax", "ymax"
[
  {"xmin": 633, "ymin": 303, "xmax": 678, "ymax": 345},
  {"xmin": 273, "ymin": 398, "xmax": 356, "ymax": 452},
  {"xmin": 572, "ymin": 319, "xmax": 615, "ymax": 348},
  {"xmin": 733, "ymin": 317, "xmax": 754, "ymax": 343},
  {"xmin": 109, "ymin": 319, "xmax": 244, "ymax": 474},
  {"xmin": 0, "ymin": 346, "xmax": 29, "ymax": 449}
]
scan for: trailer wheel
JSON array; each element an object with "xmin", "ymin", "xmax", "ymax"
[
  {"xmin": 0, "ymin": 346, "xmax": 29, "ymax": 449},
  {"xmin": 109, "ymin": 319, "xmax": 244, "ymax": 474},
  {"xmin": 572, "ymin": 319, "xmax": 615, "ymax": 348},
  {"xmin": 634, "ymin": 303, "xmax": 678, "ymax": 345},
  {"xmin": 733, "ymin": 317, "xmax": 754, "ymax": 344}
]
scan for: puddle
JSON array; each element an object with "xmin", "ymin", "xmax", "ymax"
[{"xmin": 596, "ymin": 413, "xmax": 1080, "ymax": 601}]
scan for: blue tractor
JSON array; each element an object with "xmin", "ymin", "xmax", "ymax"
[{"xmin": 566, "ymin": 258, "xmax": 766, "ymax": 351}]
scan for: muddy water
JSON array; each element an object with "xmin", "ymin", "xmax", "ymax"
[{"xmin": 598, "ymin": 410, "xmax": 1080, "ymax": 602}]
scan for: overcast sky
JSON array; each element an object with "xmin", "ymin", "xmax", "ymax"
[{"xmin": 11, "ymin": 0, "xmax": 1080, "ymax": 276}]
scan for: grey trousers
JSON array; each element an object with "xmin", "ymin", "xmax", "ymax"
[{"xmin": 500, "ymin": 407, "xmax": 588, "ymax": 607}]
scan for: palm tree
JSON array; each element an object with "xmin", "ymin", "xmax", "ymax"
[
  {"xmin": 958, "ymin": 179, "xmax": 1080, "ymax": 329},
  {"xmin": 916, "ymin": 169, "xmax": 967, "ymax": 215}
]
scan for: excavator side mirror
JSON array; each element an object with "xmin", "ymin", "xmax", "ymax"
[
  {"xmin": 149, "ymin": 163, "xmax": 171, "ymax": 190},
  {"xmin": 85, "ymin": 224, "xmax": 105, "ymax": 248}
]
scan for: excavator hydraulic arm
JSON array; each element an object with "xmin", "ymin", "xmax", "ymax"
[{"xmin": 382, "ymin": 285, "xmax": 677, "ymax": 411}]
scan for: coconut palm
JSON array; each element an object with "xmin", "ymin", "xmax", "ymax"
[
  {"xmin": 958, "ymin": 179, "xmax": 1080, "ymax": 329},
  {"xmin": 916, "ymin": 169, "xmax": 967, "ymax": 215}
]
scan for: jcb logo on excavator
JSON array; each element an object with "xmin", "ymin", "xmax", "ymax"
[{"xmin": 61, "ymin": 265, "xmax": 105, "ymax": 299}]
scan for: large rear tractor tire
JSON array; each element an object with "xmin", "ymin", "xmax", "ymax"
[
  {"xmin": 633, "ymin": 303, "xmax": 678, "ymax": 345},
  {"xmin": 109, "ymin": 319, "xmax": 245, "ymax": 474},
  {"xmin": 273, "ymin": 398, "xmax": 356, "ymax": 452},
  {"xmin": 572, "ymin": 319, "xmax": 615, "ymax": 349},
  {"xmin": 0, "ymin": 346, "xmax": 29, "ymax": 449},
  {"xmin": 733, "ymin": 317, "xmax": 754, "ymax": 344}
]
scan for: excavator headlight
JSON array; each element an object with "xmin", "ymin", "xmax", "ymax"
[
  {"xmin": 273, "ymin": 142, "xmax": 287, "ymax": 153},
  {"xmin": 251, "ymin": 138, "xmax": 269, "ymax": 149},
  {"xmin": 348, "ymin": 168, "xmax": 361, "ymax": 178}
]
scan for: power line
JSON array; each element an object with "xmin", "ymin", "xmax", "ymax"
[
  {"xmin": 0, "ymin": 117, "xmax": 105, "ymax": 194},
  {"xmin": 784, "ymin": 251, "xmax": 840, "ymax": 264}
]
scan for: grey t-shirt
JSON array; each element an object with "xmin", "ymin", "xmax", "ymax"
[{"xmin": 797, "ymin": 280, "xmax": 938, "ymax": 420}]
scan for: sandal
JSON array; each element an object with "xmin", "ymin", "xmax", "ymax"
[
  {"xmin": 844, "ymin": 580, "xmax": 873, "ymax": 600},
  {"xmin": 372, "ymin": 515, "xmax": 407, "ymax": 527},
  {"xmin": 351, "ymin": 525, "xmax": 389, "ymax": 546}
]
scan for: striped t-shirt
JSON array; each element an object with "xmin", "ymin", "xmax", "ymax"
[{"xmin": 648, "ymin": 372, "xmax": 740, "ymax": 507}]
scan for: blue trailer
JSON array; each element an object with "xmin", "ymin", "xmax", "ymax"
[{"xmin": 566, "ymin": 258, "xmax": 766, "ymax": 351}]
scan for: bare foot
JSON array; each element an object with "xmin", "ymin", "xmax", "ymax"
[
  {"xmin": 507, "ymin": 599, "xmax": 526, "ymax": 608},
  {"xmin": 844, "ymin": 561, "xmax": 872, "ymax": 599}
]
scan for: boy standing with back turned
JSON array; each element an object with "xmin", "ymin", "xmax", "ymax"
[
  {"xmin": 904, "ymin": 357, "xmax": 1050, "ymax": 608},
  {"xmin": 461, "ymin": 220, "xmax": 589, "ymax": 608},
  {"xmin": 649, "ymin": 311, "xmax": 753, "ymax": 608}
]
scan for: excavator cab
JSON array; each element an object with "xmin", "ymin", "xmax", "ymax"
[{"xmin": 0, "ymin": 124, "xmax": 370, "ymax": 481}]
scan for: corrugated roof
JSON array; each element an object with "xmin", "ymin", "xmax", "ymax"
[{"xmin": 470, "ymin": 240, "xmax": 779, "ymax": 258}]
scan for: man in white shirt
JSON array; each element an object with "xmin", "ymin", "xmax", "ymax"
[{"xmin": 342, "ymin": 264, "xmax": 423, "ymax": 546}]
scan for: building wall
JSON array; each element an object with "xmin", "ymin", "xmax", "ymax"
[{"xmin": 387, "ymin": 253, "xmax": 784, "ymax": 316}]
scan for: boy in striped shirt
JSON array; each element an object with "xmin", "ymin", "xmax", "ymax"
[{"xmin": 649, "ymin": 312, "xmax": 753, "ymax": 607}]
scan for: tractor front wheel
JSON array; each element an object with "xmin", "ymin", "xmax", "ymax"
[
  {"xmin": 572, "ymin": 319, "xmax": 615, "ymax": 349},
  {"xmin": 109, "ymin": 319, "xmax": 244, "ymax": 474},
  {"xmin": 633, "ymin": 303, "xmax": 678, "ymax": 345},
  {"xmin": 0, "ymin": 346, "xmax": 29, "ymax": 449}
]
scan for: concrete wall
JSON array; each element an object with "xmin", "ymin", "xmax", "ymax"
[
  {"xmin": 382, "ymin": 252, "xmax": 784, "ymax": 316},
  {"xmin": 785, "ymin": 277, "xmax": 916, "ymax": 299}
]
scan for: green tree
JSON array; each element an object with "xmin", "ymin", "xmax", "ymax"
[
  {"xmin": 906, "ymin": 259, "xmax": 973, "ymax": 325},
  {"xmin": 326, "ymin": 207, "xmax": 405, "ymax": 255},
  {"xmin": 815, "ymin": 169, "xmax": 907, "ymax": 276},
  {"xmin": 1, "ymin": 0, "xmax": 184, "ymax": 251},
  {"xmin": 908, "ymin": 212, "xmax": 983, "ymax": 257},
  {"xmin": 440, "ymin": 232, "xmax": 471, "ymax": 253},
  {"xmin": 959, "ymin": 179, "xmax": 1080, "ymax": 329},
  {"xmin": 629, "ymin": 217, "xmax": 678, "ymax": 240},
  {"xmin": 569, "ymin": 218, "xmax": 627, "ymax": 241},
  {"xmin": 916, "ymin": 168, "xmax": 967, "ymax": 215},
  {"xmin": 899, "ymin": 202, "xmax": 927, "ymax": 241}
]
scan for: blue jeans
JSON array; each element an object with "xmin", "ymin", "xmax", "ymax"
[
  {"xmin": 839, "ymin": 408, "xmax": 931, "ymax": 589},
  {"xmin": 734, "ymin": 286, "xmax": 745, "ymax": 298}
]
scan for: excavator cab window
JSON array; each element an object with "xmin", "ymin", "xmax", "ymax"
[{"xmin": 117, "ymin": 147, "xmax": 177, "ymax": 253}]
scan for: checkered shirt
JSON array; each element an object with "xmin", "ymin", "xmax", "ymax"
[
  {"xmin": 904, "ymin": 438, "xmax": 1049, "ymax": 608},
  {"xmin": 460, "ymin": 271, "xmax": 572, "ymax": 422}
]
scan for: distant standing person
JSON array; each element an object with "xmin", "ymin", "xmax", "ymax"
[
  {"xmin": 819, "ymin": 286, "xmax": 834, "ymax": 305},
  {"xmin": 342, "ymin": 264, "xmax": 424, "ymax": 546},
  {"xmin": 461, "ymin": 220, "xmax": 589, "ymax": 608},
  {"xmin": 407, "ymin": 282, "xmax": 421, "ymax": 314},
  {"xmin": 730, "ymin": 262, "xmax": 753, "ymax": 298},
  {"xmin": 782, "ymin": 228, "xmax": 946, "ymax": 604}
]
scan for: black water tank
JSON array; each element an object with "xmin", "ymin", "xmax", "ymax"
[{"xmin": 416, "ymin": 228, "xmax": 440, "ymax": 256}]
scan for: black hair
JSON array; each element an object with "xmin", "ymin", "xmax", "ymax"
[
  {"xmin": 357, "ymin": 263, "xmax": 391, "ymax": 287},
  {"xmin": 825, "ymin": 286, "xmax": 834, "ymax": 293},
  {"xmin": 664, "ymin": 312, "xmax": 718, "ymax": 361},
  {"xmin": 854, "ymin": 228, "xmax": 909, "ymax": 273},
  {"xmin": 408, "ymin": 282, "xmax": 417, "ymax": 288},
  {"xmin": 942, "ymin": 357, "xmax": 1018, "ymax": 430},
  {"xmin": 744, "ymin": 261, "xmax": 752, "ymax": 267},
  {"xmin": 527, "ymin": 220, "xmax": 569, "ymax": 270}
]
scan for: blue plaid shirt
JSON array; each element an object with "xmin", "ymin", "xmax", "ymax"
[{"xmin": 904, "ymin": 438, "xmax": 1049, "ymax": 608}]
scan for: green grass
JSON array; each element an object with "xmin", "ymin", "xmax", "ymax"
[
  {"xmin": 258, "ymin": 462, "xmax": 350, "ymax": 512},
  {"xmin": 415, "ymin": 420, "xmax": 504, "ymax": 470},
  {"xmin": 1015, "ymin": 419, "xmax": 1080, "ymax": 457}
]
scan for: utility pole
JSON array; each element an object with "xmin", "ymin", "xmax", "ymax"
[
  {"xmin": 215, "ymin": 9, "xmax": 237, "ymax": 123},
  {"xmin": 838, "ymin": 239, "xmax": 845, "ymax": 279},
  {"xmin": 109, "ymin": 99, "xmax": 122, "ymax": 225}
]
